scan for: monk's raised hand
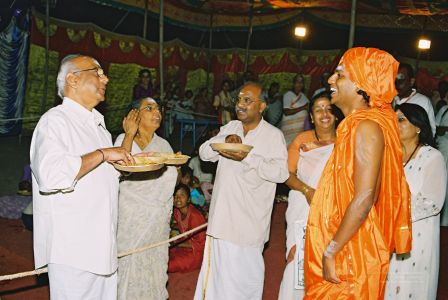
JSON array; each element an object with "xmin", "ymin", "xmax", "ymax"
[
  {"xmin": 322, "ymin": 254, "xmax": 341, "ymax": 284},
  {"xmin": 225, "ymin": 134, "xmax": 242, "ymax": 144}
]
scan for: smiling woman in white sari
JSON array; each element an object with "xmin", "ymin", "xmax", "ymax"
[
  {"xmin": 114, "ymin": 97, "xmax": 178, "ymax": 300},
  {"xmin": 278, "ymin": 91, "xmax": 341, "ymax": 300}
]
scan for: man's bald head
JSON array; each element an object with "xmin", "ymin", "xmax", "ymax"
[
  {"xmin": 56, "ymin": 54, "xmax": 100, "ymax": 99},
  {"xmin": 239, "ymin": 81, "xmax": 264, "ymax": 102}
]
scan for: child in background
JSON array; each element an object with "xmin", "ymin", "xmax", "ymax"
[
  {"xmin": 168, "ymin": 184, "xmax": 206, "ymax": 273},
  {"xmin": 180, "ymin": 165, "xmax": 206, "ymax": 207}
]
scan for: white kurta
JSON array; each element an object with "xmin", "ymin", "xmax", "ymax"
[
  {"xmin": 280, "ymin": 91, "xmax": 309, "ymax": 146},
  {"xmin": 385, "ymin": 146, "xmax": 447, "ymax": 300},
  {"xmin": 278, "ymin": 143, "xmax": 333, "ymax": 300},
  {"xmin": 31, "ymin": 97, "xmax": 120, "ymax": 275},
  {"xmin": 195, "ymin": 119, "xmax": 289, "ymax": 300},
  {"xmin": 436, "ymin": 105, "xmax": 448, "ymax": 226},
  {"xmin": 393, "ymin": 89, "xmax": 436, "ymax": 136},
  {"xmin": 114, "ymin": 133, "xmax": 178, "ymax": 300},
  {"xmin": 198, "ymin": 119, "xmax": 289, "ymax": 247}
]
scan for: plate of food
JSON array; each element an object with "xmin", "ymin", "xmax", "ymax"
[
  {"xmin": 112, "ymin": 156, "xmax": 166, "ymax": 172},
  {"xmin": 152, "ymin": 152, "xmax": 190, "ymax": 165},
  {"xmin": 210, "ymin": 143, "xmax": 253, "ymax": 153}
]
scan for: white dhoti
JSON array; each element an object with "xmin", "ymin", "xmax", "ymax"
[
  {"xmin": 278, "ymin": 143, "xmax": 333, "ymax": 300},
  {"xmin": 48, "ymin": 263, "xmax": 117, "ymax": 300},
  {"xmin": 194, "ymin": 236, "xmax": 264, "ymax": 300}
]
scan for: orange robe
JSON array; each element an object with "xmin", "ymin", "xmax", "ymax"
[{"xmin": 304, "ymin": 107, "xmax": 412, "ymax": 299}]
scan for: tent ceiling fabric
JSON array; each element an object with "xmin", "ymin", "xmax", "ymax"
[
  {"xmin": 269, "ymin": 0, "xmax": 448, "ymax": 15},
  {"xmin": 88, "ymin": 0, "xmax": 448, "ymax": 32},
  {"xmin": 88, "ymin": 0, "xmax": 448, "ymax": 28},
  {"xmin": 88, "ymin": 0, "xmax": 305, "ymax": 30}
]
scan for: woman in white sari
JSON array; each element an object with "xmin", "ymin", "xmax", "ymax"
[
  {"xmin": 281, "ymin": 74, "xmax": 309, "ymax": 146},
  {"xmin": 385, "ymin": 103, "xmax": 446, "ymax": 300},
  {"xmin": 115, "ymin": 98, "xmax": 178, "ymax": 300},
  {"xmin": 278, "ymin": 91, "xmax": 340, "ymax": 300}
]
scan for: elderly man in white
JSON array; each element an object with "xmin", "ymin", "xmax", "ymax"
[
  {"xmin": 30, "ymin": 54, "xmax": 133, "ymax": 299},
  {"xmin": 194, "ymin": 82, "xmax": 289, "ymax": 300}
]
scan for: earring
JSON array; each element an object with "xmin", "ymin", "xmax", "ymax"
[{"xmin": 416, "ymin": 129, "xmax": 421, "ymax": 134}]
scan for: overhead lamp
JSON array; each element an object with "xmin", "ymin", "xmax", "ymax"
[
  {"xmin": 294, "ymin": 26, "xmax": 307, "ymax": 38},
  {"xmin": 418, "ymin": 38, "xmax": 431, "ymax": 50}
]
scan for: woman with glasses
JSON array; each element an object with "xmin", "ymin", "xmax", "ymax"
[
  {"xmin": 385, "ymin": 103, "xmax": 446, "ymax": 300},
  {"xmin": 114, "ymin": 97, "xmax": 178, "ymax": 300},
  {"xmin": 279, "ymin": 91, "xmax": 341, "ymax": 300}
]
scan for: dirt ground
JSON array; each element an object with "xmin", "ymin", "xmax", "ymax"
[
  {"xmin": 0, "ymin": 203, "xmax": 286, "ymax": 300},
  {"xmin": 1, "ymin": 203, "xmax": 448, "ymax": 299}
]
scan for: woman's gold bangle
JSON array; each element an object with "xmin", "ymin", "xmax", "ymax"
[{"xmin": 301, "ymin": 184, "xmax": 310, "ymax": 195}]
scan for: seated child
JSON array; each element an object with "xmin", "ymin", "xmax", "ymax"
[
  {"xmin": 180, "ymin": 165, "xmax": 206, "ymax": 207},
  {"xmin": 168, "ymin": 184, "xmax": 206, "ymax": 273}
]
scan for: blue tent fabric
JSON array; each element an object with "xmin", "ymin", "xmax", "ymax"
[{"xmin": 0, "ymin": 12, "xmax": 30, "ymax": 136}]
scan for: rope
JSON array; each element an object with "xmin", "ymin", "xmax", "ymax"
[
  {"xmin": 118, "ymin": 223, "xmax": 208, "ymax": 258},
  {"xmin": 0, "ymin": 222, "xmax": 208, "ymax": 281}
]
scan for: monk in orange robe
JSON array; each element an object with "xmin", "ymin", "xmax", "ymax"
[{"xmin": 304, "ymin": 48, "xmax": 412, "ymax": 299}]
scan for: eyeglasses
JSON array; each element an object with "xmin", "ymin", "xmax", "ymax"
[
  {"xmin": 140, "ymin": 105, "xmax": 160, "ymax": 112},
  {"xmin": 72, "ymin": 67, "xmax": 106, "ymax": 78},
  {"xmin": 232, "ymin": 96, "xmax": 261, "ymax": 106}
]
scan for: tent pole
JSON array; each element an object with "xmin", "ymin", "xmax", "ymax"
[
  {"xmin": 244, "ymin": 1, "xmax": 254, "ymax": 72},
  {"xmin": 348, "ymin": 0, "xmax": 357, "ymax": 48},
  {"xmin": 143, "ymin": 0, "xmax": 148, "ymax": 39},
  {"xmin": 159, "ymin": 0, "xmax": 164, "ymax": 102},
  {"xmin": 41, "ymin": 0, "xmax": 50, "ymax": 114},
  {"xmin": 206, "ymin": 13, "xmax": 213, "ymax": 91},
  {"xmin": 112, "ymin": 11, "xmax": 129, "ymax": 32}
]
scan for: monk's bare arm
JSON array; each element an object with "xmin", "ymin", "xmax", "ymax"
[{"xmin": 322, "ymin": 120, "xmax": 384, "ymax": 283}]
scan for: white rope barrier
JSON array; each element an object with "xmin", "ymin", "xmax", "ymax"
[
  {"xmin": 0, "ymin": 222, "xmax": 207, "ymax": 282},
  {"xmin": 118, "ymin": 223, "xmax": 208, "ymax": 258}
]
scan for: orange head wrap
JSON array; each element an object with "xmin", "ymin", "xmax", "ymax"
[{"xmin": 339, "ymin": 47, "xmax": 399, "ymax": 108}]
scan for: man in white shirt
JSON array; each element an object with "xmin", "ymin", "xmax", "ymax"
[
  {"xmin": 194, "ymin": 82, "xmax": 289, "ymax": 300},
  {"xmin": 30, "ymin": 54, "xmax": 134, "ymax": 299},
  {"xmin": 393, "ymin": 62, "xmax": 436, "ymax": 136}
]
